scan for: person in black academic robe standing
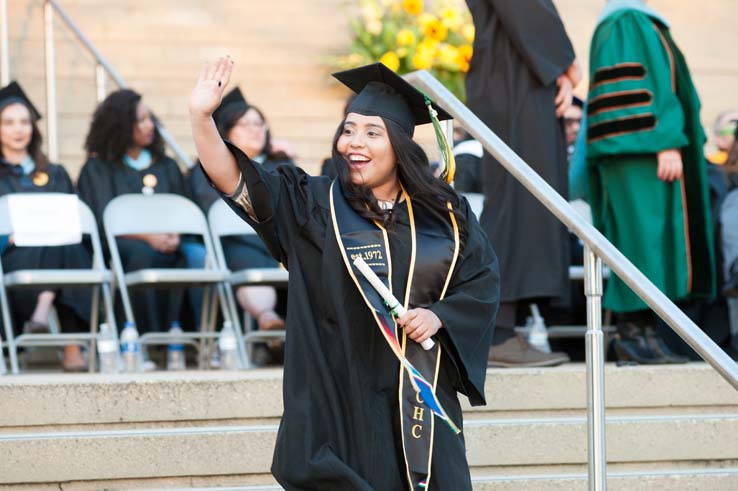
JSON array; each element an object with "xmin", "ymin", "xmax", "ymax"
[
  {"xmin": 0, "ymin": 81, "xmax": 92, "ymax": 371},
  {"xmin": 190, "ymin": 58, "xmax": 499, "ymax": 491},
  {"xmin": 77, "ymin": 89, "xmax": 187, "ymax": 335},
  {"xmin": 465, "ymin": 0, "xmax": 581, "ymax": 366}
]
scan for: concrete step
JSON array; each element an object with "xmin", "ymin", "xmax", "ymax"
[
  {"xmin": 2, "ymin": 413, "xmax": 738, "ymax": 483},
  {"xmin": 1, "ymin": 364, "xmax": 737, "ymax": 488},
  {"xmin": 2, "ymin": 364, "xmax": 737, "ymax": 428}
]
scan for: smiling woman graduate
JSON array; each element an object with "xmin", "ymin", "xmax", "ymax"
[
  {"xmin": 189, "ymin": 58, "xmax": 499, "ymax": 491},
  {"xmin": 0, "ymin": 81, "xmax": 93, "ymax": 371}
]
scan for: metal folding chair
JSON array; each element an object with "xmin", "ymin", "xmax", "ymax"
[
  {"xmin": 102, "ymin": 193, "xmax": 238, "ymax": 368},
  {"xmin": 0, "ymin": 193, "xmax": 115, "ymax": 374},
  {"xmin": 207, "ymin": 199, "xmax": 288, "ymax": 368}
]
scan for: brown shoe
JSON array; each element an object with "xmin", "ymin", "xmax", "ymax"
[
  {"xmin": 488, "ymin": 334, "xmax": 570, "ymax": 368},
  {"xmin": 62, "ymin": 346, "xmax": 88, "ymax": 372}
]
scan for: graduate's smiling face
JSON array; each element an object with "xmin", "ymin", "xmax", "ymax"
[
  {"xmin": 131, "ymin": 102, "xmax": 156, "ymax": 150},
  {"xmin": 227, "ymin": 108, "xmax": 268, "ymax": 160},
  {"xmin": 337, "ymin": 113, "xmax": 398, "ymax": 191},
  {"xmin": 0, "ymin": 103, "xmax": 33, "ymax": 155}
]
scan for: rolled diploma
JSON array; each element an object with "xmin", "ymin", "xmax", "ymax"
[{"xmin": 353, "ymin": 257, "xmax": 435, "ymax": 350}]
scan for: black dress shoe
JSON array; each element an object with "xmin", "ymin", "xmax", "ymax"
[
  {"xmin": 643, "ymin": 326, "xmax": 689, "ymax": 364},
  {"xmin": 613, "ymin": 322, "xmax": 666, "ymax": 364}
]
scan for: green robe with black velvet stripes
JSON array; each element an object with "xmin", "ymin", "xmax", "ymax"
[{"xmin": 585, "ymin": 7, "xmax": 715, "ymax": 312}]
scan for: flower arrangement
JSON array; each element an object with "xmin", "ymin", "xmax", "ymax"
[{"xmin": 334, "ymin": 0, "xmax": 475, "ymax": 101}]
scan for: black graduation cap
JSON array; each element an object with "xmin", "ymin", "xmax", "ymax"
[
  {"xmin": 332, "ymin": 63, "xmax": 452, "ymax": 137},
  {"xmin": 0, "ymin": 81, "xmax": 42, "ymax": 121},
  {"xmin": 213, "ymin": 87, "xmax": 249, "ymax": 126}
]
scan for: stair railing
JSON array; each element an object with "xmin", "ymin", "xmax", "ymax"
[
  {"xmin": 0, "ymin": 0, "xmax": 193, "ymax": 167},
  {"xmin": 404, "ymin": 69, "xmax": 738, "ymax": 491}
]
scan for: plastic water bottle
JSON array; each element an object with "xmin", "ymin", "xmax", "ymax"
[
  {"xmin": 120, "ymin": 321, "xmax": 142, "ymax": 373},
  {"xmin": 97, "ymin": 323, "xmax": 120, "ymax": 374},
  {"xmin": 218, "ymin": 321, "xmax": 239, "ymax": 371},
  {"xmin": 526, "ymin": 304, "xmax": 551, "ymax": 353},
  {"xmin": 166, "ymin": 321, "xmax": 186, "ymax": 371}
]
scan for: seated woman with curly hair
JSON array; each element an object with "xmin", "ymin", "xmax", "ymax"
[{"xmin": 78, "ymin": 89, "xmax": 188, "ymax": 335}]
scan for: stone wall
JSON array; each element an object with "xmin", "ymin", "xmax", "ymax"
[{"xmin": 4, "ymin": 0, "xmax": 738, "ymax": 177}]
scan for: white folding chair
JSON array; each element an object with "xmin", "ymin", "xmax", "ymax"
[
  {"xmin": 208, "ymin": 199, "xmax": 288, "ymax": 367},
  {"xmin": 102, "ymin": 193, "xmax": 238, "ymax": 368},
  {"xmin": 0, "ymin": 193, "xmax": 115, "ymax": 374}
]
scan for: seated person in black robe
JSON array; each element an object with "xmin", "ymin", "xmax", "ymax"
[
  {"xmin": 190, "ymin": 59, "xmax": 499, "ymax": 491},
  {"xmin": 77, "ymin": 89, "xmax": 187, "ymax": 335},
  {"xmin": 187, "ymin": 88, "xmax": 293, "ymax": 361},
  {"xmin": 0, "ymin": 81, "xmax": 92, "ymax": 371}
]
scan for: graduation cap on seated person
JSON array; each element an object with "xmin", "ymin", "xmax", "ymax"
[
  {"xmin": 0, "ymin": 81, "xmax": 42, "ymax": 121},
  {"xmin": 332, "ymin": 63, "xmax": 456, "ymax": 184}
]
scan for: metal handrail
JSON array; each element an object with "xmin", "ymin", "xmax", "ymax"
[
  {"xmin": 405, "ymin": 70, "xmax": 738, "ymax": 388},
  {"xmin": 405, "ymin": 69, "xmax": 738, "ymax": 491},
  {"xmin": 42, "ymin": 0, "xmax": 193, "ymax": 167}
]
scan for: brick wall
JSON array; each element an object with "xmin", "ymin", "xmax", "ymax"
[{"xmin": 4, "ymin": 0, "xmax": 738, "ymax": 177}]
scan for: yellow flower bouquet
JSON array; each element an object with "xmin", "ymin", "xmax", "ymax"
[{"xmin": 333, "ymin": 0, "xmax": 474, "ymax": 101}]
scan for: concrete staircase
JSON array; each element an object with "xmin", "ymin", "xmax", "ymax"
[{"xmin": 1, "ymin": 364, "xmax": 738, "ymax": 490}]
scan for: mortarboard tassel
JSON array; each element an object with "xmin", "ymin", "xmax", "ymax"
[{"xmin": 425, "ymin": 96, "xmax": 456, "ymax": 185}]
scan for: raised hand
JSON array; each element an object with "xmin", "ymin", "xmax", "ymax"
[{"xmin": 189, "ymin": 56, "xmax": 234, "ymax": 119}]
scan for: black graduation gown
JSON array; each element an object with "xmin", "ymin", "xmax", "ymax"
[
  {"xmin": 206, "ymin": 142, "xmax": 500, "ymax": 490},
  {"xmin": 0, "ymin": 161, "xmax": 92, "ymax": 334},
  {"xmin": 465, "ymin": 0, "xmax": 574, "ymax": 302},
  {"xmin": 77, "ymin": 155, "xmax": 187, "ymax": 333},
  {"xmin": 187, "ymin": 158, "xmax": 293, "ymax": 270}
]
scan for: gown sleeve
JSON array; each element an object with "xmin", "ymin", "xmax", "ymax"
[
  {"xmin": 199, "ymin": 140, "xmax": 326, "ymax": 267},
  {"xmin": 487, "ymin": 0, "xmax": 575, "ymax": 86},
  {"xmin": 586, "ymin": 11, "xmax": 688, "ymax": 158},
  {"xmin": 428, "ymin": 197, "xmax": 499, "ymax": 406},
  {"xmin": 187, "ymin": 164, "xmax": 219, "ymax": 213}
]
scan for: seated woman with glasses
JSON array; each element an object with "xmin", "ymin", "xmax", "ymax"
[{"xmin": 187, "ymin": 88, "xmax": 293, "ymax": 364}]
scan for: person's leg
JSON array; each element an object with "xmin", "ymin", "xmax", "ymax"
[
  {"xmin": 31, "ymin": 290, "xmax": 56, "ymax": 331},
  {"xmin": 236, "ymin": 285, "xmax": 283, "ymax": 329},
  {"xmin": 488, "ymin": 301, "xmax": 570, "ymax": 367},
  {"xmin": 117, "ymin": 238, "xmax": 184, "ymax": 333},
  {"xmin": 56, "ymin": 304, "xmax": 88, "ymax": 371}
]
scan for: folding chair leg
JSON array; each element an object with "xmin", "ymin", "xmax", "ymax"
[
  {"xmin": 102, "ymin": 283, "xmax": 116, "ymax": 333},
  {"xmin": 88, "ymin": 286, "xmax": 100, "ymax": 373},
  {"xmin": 197, "ymin": 285, "xmax": 212, "ymax": 370},
  {"xmin": 0, "ymin": 333, "xmax": 7, "ymax": 375},
  {"xmin": 217, "ymin": 283, "xmax": 247, "ymax": 369},
  {"xmin": 207, "ymin": 285, "xmax": 222, "ymax": 367},
  {"xmin": 223, "ymin": 283, "xmax": 251, "ymax": 368},
  {"xmin": 0, "ymin": 277, "xmax": 19, "ymax": 374}
]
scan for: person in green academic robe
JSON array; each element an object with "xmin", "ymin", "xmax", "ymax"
[
  {"xmin": 189, "ymin": 58, "xmax": 499, "ymax": 491},
  {"xmin": 585, "ymin": 0, "xmax": 715, "ymax": 363}
]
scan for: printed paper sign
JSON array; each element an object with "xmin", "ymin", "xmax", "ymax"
[{"xmin": 8, "ymin": 194, "xmax": 82, "ymax": 246}]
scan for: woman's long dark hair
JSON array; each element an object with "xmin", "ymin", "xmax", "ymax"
[
  {"xmin": 0, "ymin": 102, "xmax": 49, "ymax": 172},
  {"xmin": 84, "ymin": 89, "xmax": 165, "ymax": 163},
  {"xmin": 331, "ymin": 116, "xmax": 467, "ymax": 243},
  {"xmin": 216, "ymin": 103, "xmax": 289, "ymax": 162}
]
